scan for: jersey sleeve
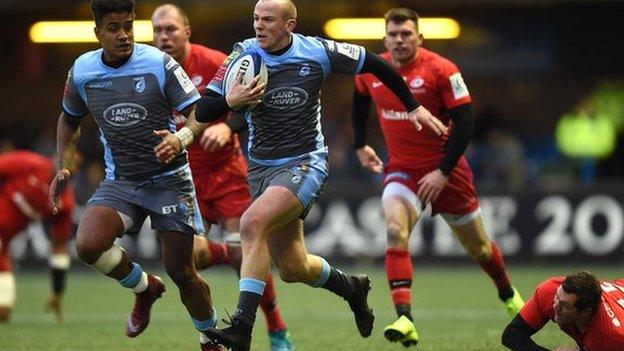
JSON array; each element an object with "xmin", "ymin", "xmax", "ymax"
[
  {"xmin": 61, "ymin": 66, "xmax": 89, "ymax": 117},
  {"xmin": 437, "ymin": 60, "xmax": 472, "ymax": 109},
  {"xmin": 206, "ymin": 44, "xmax": 245, "ymax": 96},
  {"xmin": 354, "ymin": 74, "xmax": 370, "ymax": 96},
  {"xmin": 317, "ymin": 38, "xmax": 366, "ymax": 75},
  {"xmin": 163, "ymin": 54, "xmax": 201, "ymax": 111},
  {"xmin": 519, "ymin": 278, "xmax": 558, "ymax": 330}
]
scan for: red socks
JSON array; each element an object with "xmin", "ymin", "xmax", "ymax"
[
  {"xmin": 206, "ymin": 241, "xmax": 228, "ymax": 267},
  {"xmin": 477, "ymin": 242, "xmax": 514, "ymax": 300},
  {"xmin": 385, "ymin": 248, "xmax": 413, "ymax": 306},
  {"xmin": 260, "ymin": 274, "xmax": 287, "ymax": 332}
]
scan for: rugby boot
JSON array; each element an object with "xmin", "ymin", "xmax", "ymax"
[
  {"xmin": 125, "ymin": 274, "xmax": 165, "ymax": 337},
  {"xmin": 504, "ymin": 286, "xmax": 525, "ymax": 317},
  {"xmin": 201, "ymin": 339, "xmax": 226, "ymax": 351},
  {"xmin": 204, "ymin": 317, "xmax": 252, "ymax": 351},
  {"xmin": 269, "ymin": 329, "xmax": 295, "ymax": 351},
  {"xmin": 345, "ymin": 274, "xmax": 375, "ymax": 337},
  {"xmin": 384, "ymin": 315, "xmax": 419, "ymax": 347}
]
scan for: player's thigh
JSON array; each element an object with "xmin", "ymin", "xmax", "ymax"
[
  {"xmin": 75, "ymin": 206, "xmax": 127, "ymax": 261},
  {"xmin": 266, "ymin": 219, "xmax": 307, "ymax": 270},
  {"xmin": 382, "ymin": 181, "xmax": 421, "ymax": 234},
  {"xmin": 79, "ymin": 179, "xmax": 148, "ymax": 242},
  {"xmin": 447, "ymin": 210, "xmax": 492, "ymax": 254},
  {"xmin": 247, "ymin": 152, "xmax": 328, "ymax": 226},
  {"xmin": 0, "ymin": 233, "xmax": 12, "ymax": 272},
  {"xmin": 159, "ymin": 230, "xmax": 195, "ymax": 275},
  {"xmin": 242, "ymin": 185, "xmax": 304, "ymax": 237}
]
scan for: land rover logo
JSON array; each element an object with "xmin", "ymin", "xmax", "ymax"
[
  {"xmin": 264, "ymin": 87, "xmax": 308, "ymax": 109},
  {"xmin": 103, "ymin": 103, "xmax": 147, "ymax": 126}
]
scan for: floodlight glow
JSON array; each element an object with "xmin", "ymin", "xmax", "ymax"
[
  {"xmin": 29, "ymin": 20, "xmax": 153, "ymax": 43},
  {"xmin": 324, "ymin": 18, "xmax": 460, "ymax": 40}
]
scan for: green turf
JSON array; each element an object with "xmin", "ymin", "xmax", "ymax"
[{"xmin": 2, "ymin": 265, "xmax": 621, "ymax": 350}]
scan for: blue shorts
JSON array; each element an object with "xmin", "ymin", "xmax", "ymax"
[
  {"xmin": 87, "ymin": 164, "xmax": 204, "ymax": 235},
  {"xmin": 248, "ymin": 151, "xmax": 328, "ymax": 219}
]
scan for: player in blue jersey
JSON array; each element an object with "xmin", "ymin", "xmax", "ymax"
[
  {"xmin": 153, "ymin": 1, "xmax": 447, "ymax": 350},
  {"xmin": 48, "ymin": 1, "xmax": 219, "ymax": 348}
]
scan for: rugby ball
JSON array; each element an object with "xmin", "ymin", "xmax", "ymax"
[{"xmin": 223, "ymin": 50, "xmax": 268, "ymax": 113}]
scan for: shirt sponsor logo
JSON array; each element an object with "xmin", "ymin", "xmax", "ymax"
[
  {"xmin": 449, "ymin": 72, "xmax": 469, "ymax": 100},
  {"xmin": 264, "ymin": 87, "xmax": 308, "ymax": 109},
  {"xmin": 103, "ymin": 102, "xmax": 148, "ymax": 126},
  {"xmin": 87, "ymin": 80, "xmax": 113, "ymax": 89},
  {"xmin": 336, "ymin": 42, "xmax": 361, "ymax": 60},
  {"xmin": 380, "ymin": 108, "xmax": 410, "ymax": 121},
  {"xmin": 165, "ymin": 58, "xmax": 177, "ymax": 70},
  {"xmin": 174, "ymin": 67, "xmax": 196, "ymax": 94},
  {"xmin": 133, "ymin": 76, "xmax": 145, "ymax": 93}
]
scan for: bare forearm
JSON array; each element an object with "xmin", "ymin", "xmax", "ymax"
[{"xmin": 55, "ymin": 113, "xmax": 81, "ymax": 171}]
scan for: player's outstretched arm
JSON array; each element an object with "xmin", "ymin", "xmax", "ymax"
[
  {"xmin": 199, "ymin": 115, "xmax": 247, "ymax": 153},
  {"xmin": 502, "ymin": 315, "xmax": 551, "ymax": 351},
  {"xmin": 50, "ymin": 112, "xmax": 81, "ymax": 213},
  {"xmin": 350, "ymin": 88, "xmax": 382, "ymax": 172},
  {"xmin": 359, "ymin": 50, "xmax": 447, "ymax": 136}
]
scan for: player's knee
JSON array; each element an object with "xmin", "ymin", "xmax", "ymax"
[
  {"xmin": 165, "ymin": 264, "xmax": 197, "ymax": 288},
  {"xmin": 387, "ymin": 224, "xmax": 409, "ymax": 249},
  {"xmin": 239, "ymin": 213, "xmax": 267, "ymax": 243},
  {"xmin": 469, "ymin": 242, "xmax": 492, "ymax": 261},
  {"xmin": 276, "ymin": 262, "xmax": 307, "ymax": 283},
  {"xmin": 192, "ymin": 246, "xmax": 210, "ymax": 270},
  {"xmin": 76, "ymin": 237, "xmax": 111, "ymax": 264}
]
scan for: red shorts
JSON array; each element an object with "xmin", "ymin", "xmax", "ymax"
[
  {"xmin": 383, "ymin": 157, "xmax": 479, "ymax": 216},
  {"xmin": 192, "ymin": 153, "xmax": 251, "ymax": 224}
]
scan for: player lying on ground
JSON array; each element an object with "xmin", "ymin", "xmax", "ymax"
[{"xmin": 502, "ymin": 271, "xmax": 624, "ymax": 351}]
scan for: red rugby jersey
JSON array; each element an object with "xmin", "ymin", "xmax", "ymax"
[
  {"xmin": 520, "ymin": 277, "xmax": 624, "ymax": 351},
  {"xmin": 355, "ymin": 47, "xmax": 471, "ymax": 169},
  {"xmin": 0, "ymin": 151, "xmax": 74, "ymax": 238},
  {"xmin": 179, "ymin": 44, "xmax": 240, "ymax": 172}
]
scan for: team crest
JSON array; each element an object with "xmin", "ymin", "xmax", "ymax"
[
  {"xmin": 410, "ymin": 77, "xmax": 424, "ymax": 88},
  {"xmin": 191, "ymin": 75, "xmax": 203, "ymax": 87},
  {"xmin": 133, "ymin": 76, "xmax": 145, "ymax": 93},
  {"xmin": 299, "ymin": 64, "xmax": 310, "ymax": 77}
]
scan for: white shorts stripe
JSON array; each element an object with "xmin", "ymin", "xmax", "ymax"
[{"xmin": 382, "ymin": 181, "xmax": 422, "ymax": 215}]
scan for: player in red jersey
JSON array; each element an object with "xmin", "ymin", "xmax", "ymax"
[
  {"xmin": 352, "ymin": 8, "xmax": 525, "ymax": 346},
  {"xmin": 151, "ymin": 5, "xmax": 294, "ymax": 351},
  {"xmin": 0, "ymin": 150, "xmax": 74, "ymax": 323},
  {"xmin": 503, "ymin": 271, "xmax": 624, "ymax": 351}
]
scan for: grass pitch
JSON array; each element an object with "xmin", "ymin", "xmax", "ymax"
[{"xmin": 2, "ymin": 265, "xmax": 621, "ymax": 350}]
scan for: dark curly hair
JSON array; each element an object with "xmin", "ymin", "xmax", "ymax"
[{"xmin": 91, "ymin": 0, "xmax": 135, "ymax": 25}]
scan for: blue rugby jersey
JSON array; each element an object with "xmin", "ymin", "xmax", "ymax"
[
  {"xmin": 207, "ymin": 34, "xmax": 366, "ymax": 165},
  {"xmin": 62, "ymin": 43, "xmax": 200, "ymax": 180}
]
